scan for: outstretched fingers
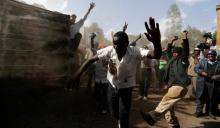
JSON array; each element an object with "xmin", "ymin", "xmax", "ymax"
[
  {"xmin": 156, "ymin": 23, "xmax": 160, "ymax": 32},
  {"xmin": 145, "ymin": 21, "xmax": 150, "ymax": 33},
  {"xmin": 149, "ymin": 17, "xmax": 156, "ymax": 30},
  {"xmin": 144, "ymin": 17, "xmax": 161, "ymax": 43}
]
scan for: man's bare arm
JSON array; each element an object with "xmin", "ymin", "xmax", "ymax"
[
  {"xmin": 82, "ymin": 2, "xmax": 95, "ymax": 21},
  {"xmin": 72, "ymin": 55, "xmax": 99, "ymax": 87},
  {"xmin": 129, "ymin": 34, "xmax": 141, "ymax": 46},
  {"xmin": 134, "ymin": 34, "xmax": 141, "ymax": 42}
]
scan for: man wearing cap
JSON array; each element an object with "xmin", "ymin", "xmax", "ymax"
[
  {"xmin": 141, "ymin": 31, "xmax": 190, "ymax": 128},
  {"xmin": 186, "ymin": 48, "xmax": 200, "ymax": 99},
  {"xmin": 203, "ymin": 32, "xmax": 216, "ymax": 51},
  {"xmin": 194, "ymin": 49, "xmax": 220, "ymax": 119}
]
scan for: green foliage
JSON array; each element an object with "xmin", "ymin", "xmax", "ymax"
[{"xmin": 185, "ymin": 25, "xmax": 204, "ymax": 51}]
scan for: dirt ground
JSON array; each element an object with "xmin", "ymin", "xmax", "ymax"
[{"xmin": 1, "ymin": 79, "xmax": 220, "ymax": 128}]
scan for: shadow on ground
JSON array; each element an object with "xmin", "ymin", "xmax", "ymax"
[
  {"xmin": 1, "ymin": 78, "xmax": 220, "ymax": 128},
  {"xmin": 1, "ymin": 78, "xmax": 116, "ymax": 128}
]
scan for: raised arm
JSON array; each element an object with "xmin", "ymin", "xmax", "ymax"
[
  {"xmin": 72, "ymin": 55, "xmax": 99, "ymax": 88},
  {"xmin": 72, "ymin": 31, "xmax": 99, "ymax": 88},
  {"xmin": 167, "ymin": 36, "xmax": 178, "ymax": 52},
  {"xmin": 144, "ymin": 17, "xmax": 162, "ymax": 59},
  {"xmin": 90, "ymin": 32, "xmax": 97, "ymax": 55},
  {"xmin": 129, "ymin": 34, "xmax": 141, "ymax": 46},
  {"xmin": 90, "ymin": 33, "xmax": 96, "ymax": 49},
  {"xmin": 181, "ymin": 30, "xmax": 189, "ymax": 63},
  {"xmin": 166, "ymin": 36, "xmax": 179, "ymax": 59},
  {"xmin": 122, "ymin": 22, "xmax": 128, "ymax": 32},
  {"xmin": 82, "ymin": 2, "xmax": 95, "ymax": 21}
]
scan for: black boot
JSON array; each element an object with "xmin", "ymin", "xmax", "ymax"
[
  {"xmin": 209, "ymin": 113, "xmax": 216, "ymax": 120},
  {"xmin": 140, "ymin": 111, "xmax": 156, "ymax": 126}
]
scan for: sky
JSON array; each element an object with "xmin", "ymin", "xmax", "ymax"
[{"xmin": 18, "ymin": 0, "xmax": 219, "ymax": 39}]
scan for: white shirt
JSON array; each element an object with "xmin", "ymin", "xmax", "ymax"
[
  {"xmin": 69, "ymin": 19, "xmax": 85, "ymax": 39},
  {"xmin": 95, "ymin": 60, "xmax": 108, "ymax": 83},
  {"xmin": 97, "ymin": 46, "xmax": 149, "ymax": 89}
]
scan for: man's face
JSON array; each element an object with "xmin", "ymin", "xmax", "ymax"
[
  {"xmin": 192, "ymin": 52, "xmax": 198, "ymax": 58},
  {"xmin": 204, "ymin": 48, "xmax": 209, "ymax": 55},
  {"xmin": 69, "ymin": 15, "xmax": 76, "ymax": 24},
  {"xmin": 194, "ymin": 51, "xmax": 200, "ymax": 55},
  {"xmin": 113, "ymin": 36, "xmax": 127, "ymax": 54},
  {"xmin": 172, "ymin": 52, "xmax": 179, "ymax": 59},
  {"xmin": 192, "ymin": 51, "xmax": 200, "ymax": 58},
  {"xmin": 207, "ymin": 54, "xmax": 216, "ymax": 62}
]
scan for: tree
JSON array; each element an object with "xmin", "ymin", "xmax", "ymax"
[
  {"xmin": 165, "ymin": 4, "xmax": 183, "ymax": 39},
  {"xmin": 185, "ymin": 25, "xmax": 205, "ymax": 51}
]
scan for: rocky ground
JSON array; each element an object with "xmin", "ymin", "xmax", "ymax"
[{"xmin": 1, "ymin": 79, "xmax": 220, "ymax": 128}]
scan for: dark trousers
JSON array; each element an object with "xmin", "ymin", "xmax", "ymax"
[
  {"xmin": 196, "ymin": 84, "xmax": 208, "ymax": 114},
  {"xmin": 108, "ymin": 86, "xmax": 133, "ymax": 128},
  {"xmin": 65, "ymin": 33, "xmax": 82, "ymax": 89},
  {"xmin": 70, "ymin": 33, "xmax": 82, "ymax": 51},
  {"xmin": 196, "ymin": 84, "xmax": 215, "ymax": 114},
  {"xmin": 139, "ymin": 68, "xmax": 151, "ymax": 97},
  {"xmin": 94, "ymin": 81, "xmax": 109, "ymax": 110}
]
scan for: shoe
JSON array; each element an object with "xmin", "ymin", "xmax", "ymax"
[
  {"xmin": 209, "ymin": 113, "xmax": 216, "ymax": 120},
  {"xmin": 64, "ymin": 87, "xmax": 68, "ymax": 91},
  {"xmin": 169, "ymin": 124, "xmax": 180, "ymax": 128},
  {"xmin": 136, "ymin": 96, "xmax": 143, "ymax": 100},
  {"xmin": 143, "ymin": 96, "xmax": 148, "ymax": 100},
  {"xmin": 101, "ymin": 109, "xmax": 107, "ymax": 114},
  {"xmin": 193, "ymin": 112, "xmax": 204, "ymax": 117},
  {"xmin": 140, "ymin": 111, "xmax": 156, "ymax": 126}
]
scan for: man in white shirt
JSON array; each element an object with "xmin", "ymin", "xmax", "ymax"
[
  {"xmin": 65, "ymin": 2, "xmax": 95, "ymax": 91},
  {"xmin": 69, "ymin": 2, "xmax": 95, "ymax": 50},
  {"xmin": 72, "ymin": 17, "xmax": 162, "ymax": 128}
]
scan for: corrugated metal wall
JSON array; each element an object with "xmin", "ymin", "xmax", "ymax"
[{"xmin": 0, "ymin": 0, "xmax": 71, "ymax": 85}]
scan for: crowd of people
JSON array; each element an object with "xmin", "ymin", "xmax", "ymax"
[{"xmin": 65, "ymin": 2, "xmax": 220, "ymax": 128}]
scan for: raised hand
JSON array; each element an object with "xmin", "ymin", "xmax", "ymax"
[
  {"xmin": 90, "ymin": 32, "xmax": 96, "ymax": 40},
  {"xmin": 170, "ymin": 36, "xmax": 178, "ymax": 46},
  {"xmin": 181, "ymin": 30, "xmax": 188, "ymax": 39},
  {"xmin": 144, "ymin": 17, "xmax": 162, "ymax": 59},
  {"xmin": 144, "ymin": 17, "xmax": 161, "ymax": 44},
  {"xmin": 89, "ymin": 2, "xmax": 95, "ymax": 10},
  {"xmin": 172, "ymin": 36, "xmax": 178, "ymax": 41},
  {"xmin": 123, "ymin": 22, "xmax": 128, "ymax": 32}
]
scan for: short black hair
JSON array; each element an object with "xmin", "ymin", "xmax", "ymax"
[
  {"xmin": 203, "ymin": 32, "xmax": 212, "ymax": 39},
  {"xmin": 207, "ymin": 49, "xmax": 217, "ymax": 56},
  {"xmin": 114, "ymin": 31, "xmax": 129, "ymax": 45},
  {"xmin": 172, "ymin": 47, "xmax": 182, "ymax": 54}
]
